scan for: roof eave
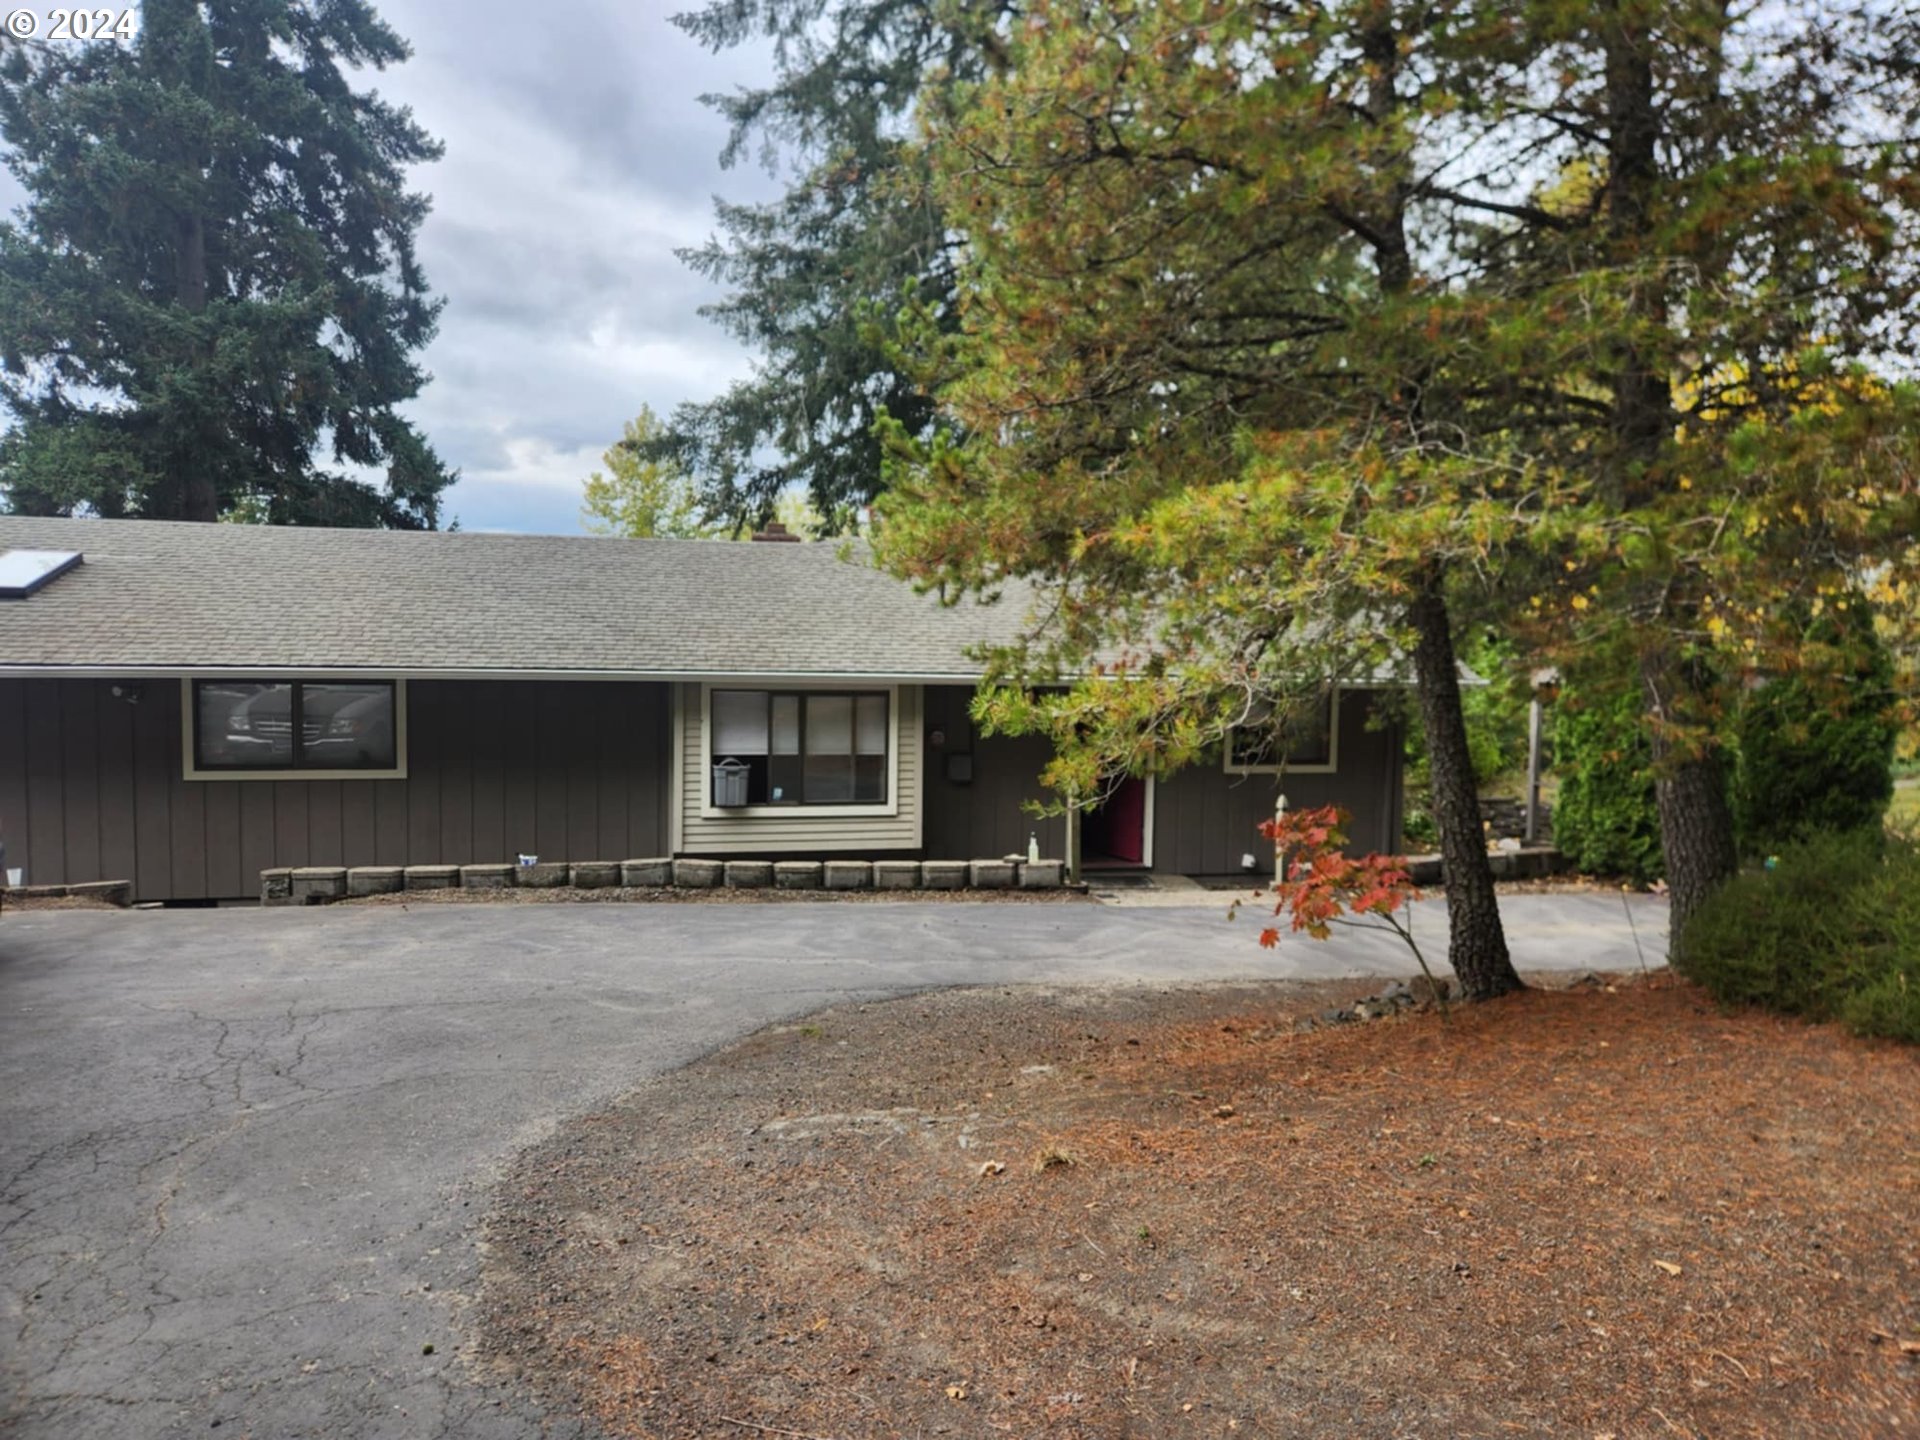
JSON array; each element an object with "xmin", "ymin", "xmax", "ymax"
[{"xmin": 0, "ymin": 663, "xmax": 994, "ymax": 684}]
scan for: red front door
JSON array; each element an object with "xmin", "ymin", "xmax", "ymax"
[{"xmin": 1085, "ymin": 775, "xmax": 1147, "ymax": 866}]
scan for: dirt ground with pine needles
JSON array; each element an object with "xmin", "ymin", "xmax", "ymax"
[{"xmin": 475, "ymin": 973, "xmax": 1920, "ymax": 1439}]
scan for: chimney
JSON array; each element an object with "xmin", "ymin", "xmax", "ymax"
[{"xmin": 749, "ymin": 520, "xmax": 802, "ymax": 542}]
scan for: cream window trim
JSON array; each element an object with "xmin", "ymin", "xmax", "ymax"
[
  {"xmin": 181, "ymin": 677, "xmax": 409, "ymax": 782},
  {"xmin": 1222, "ymin": 687, "xmax": 1341, "ymax": 777},
  {"xmin": 697, "ymin": 681, "xmax": 901, "ymax": 819}
]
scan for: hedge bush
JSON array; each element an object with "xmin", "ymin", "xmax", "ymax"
[
  {"xmin": 1551, "ymin": 684, "xmax": 1664, "ymax": 884},
  {"xmin": 1678, "ymin": 829, "xmax": 1920, "ymax": 1044}
]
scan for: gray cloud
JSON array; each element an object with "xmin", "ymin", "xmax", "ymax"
[
  {"xmin": 0, "ymin": 0, "xmax": 784, "ymax": 535},
  {"xmin": 374, "ymin": 0, "xmax": 784, "ymax": 532}
]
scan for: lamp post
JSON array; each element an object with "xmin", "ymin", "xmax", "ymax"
[
  {"xmin": 1525, "ymin": 667, "xmax": 1559, "ymax": 846},
  {"xmin": 1066, "ymin": 792, "xmax": 1082, "ymax": 886},
  {"xmin": 1273, "ymin": 792, "xmax": 1289, "ymax": 886}
]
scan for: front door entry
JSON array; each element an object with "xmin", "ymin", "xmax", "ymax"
[{"xmin": 1083, "ymin": 775, "xmax": 1149, "ymax": 867}]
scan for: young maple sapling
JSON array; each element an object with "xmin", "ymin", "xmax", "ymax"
[{"xmin": 1249, "ymin": 805, "xmax": 1447, "ymax": 1014}]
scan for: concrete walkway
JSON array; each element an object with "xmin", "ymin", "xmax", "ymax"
[{"xmin": 0, "ymin": 894, "xmax": 1666, "ymax": 1438}]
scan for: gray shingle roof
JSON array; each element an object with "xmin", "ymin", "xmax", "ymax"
[{"xmin": 0, "ymin": 517, "xmax": 1035, "ymax": 678}]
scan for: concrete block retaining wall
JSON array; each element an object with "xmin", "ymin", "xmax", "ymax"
[
  {"xmin": 2, "ymin": 878, "xmax": 134, "ymax": 907},
  {"xmin": 824, "ymin": 861, "xmax": 871, "ymax": 891},
  {"xmin": 262, "ymin": 855, "xmax": 1069, "ymax": 905},
  {"xmin": 873, "ymin": 860, "xmax": 920, "ymax": 891},
  {"xmin": 1404, "ymin": 846, "xmax": 1567, "ymax": 886},
  {"xmin": 623, "ymin": 858, "xmax": 673, "ymax": 886}
]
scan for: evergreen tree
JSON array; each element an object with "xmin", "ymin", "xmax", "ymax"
[
  {"xmin": 877, "ymin": 0, "xmax": 1920, "ymax": 963},
  {"xmin": 0, "ymin": 0, "xmax": 454, "ymax": 526},
  {"xmin": 1733, "ymin": 605, "xmax": 1900, "ymax": 853},
  {"xmin": 655, "ymin": 0, "xmax": 998, "ymax": 532},
  {"xmin": 1475, "ymin": 2, "xmax": 1920, "ymax": 934},
  {"xmin": 877, "ymin": 1, "xmax": 1548, "ymax": 996}
]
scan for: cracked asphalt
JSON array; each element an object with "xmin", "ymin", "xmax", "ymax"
[{"xmin": 0, "ymin": 893, "xmax": 1666, "ymax": 1438}]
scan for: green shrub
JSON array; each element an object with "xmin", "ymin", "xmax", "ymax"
[
  {"xmin": 1551, "ymin": 683, "xmax": 1664, "ymax": 884},
  {"xmin": 1398, "ymin": 628, "xmax": 1535, "ymax": 853},
  {"xmin": 1732, "ymin": 612, "xmax": 1898, "ymax": 854},
  {"xmin": 1678, "ymin": 829, "xmax": 1920, "ymax": 1044},
  {"xmin": 1401, "ymin": 801, "xmax": 1438, "ymax": 852}
]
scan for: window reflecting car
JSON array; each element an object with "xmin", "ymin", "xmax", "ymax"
[{"xmin": 201, "ymin": 682, "xmax": 395, "ymax": 769}]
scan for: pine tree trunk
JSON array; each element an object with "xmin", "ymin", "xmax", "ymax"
[
  {"xmin": 1348, "ymin": 15, "xmax": 1520, "ymax": 996},
  {"xmin": 1643, "ymin": 656, "xmax": 1739, "ymax": 956},
  {"xmin": 1599, "ymin": 16, "xmax": 1739, "ymax": 960},
  {"xmin": 1407, "ymin": 574, "xmax": 1523, "ymax": 1000}
]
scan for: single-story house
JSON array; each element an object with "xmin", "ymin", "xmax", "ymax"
[{"xmin": 0, "ymin": 516, "xmax": 1405, "ymax": 903}]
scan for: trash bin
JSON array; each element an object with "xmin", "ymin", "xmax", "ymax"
[{"xmin": 712, "ymin": 757, "xmax": 750, "ymax": 808}]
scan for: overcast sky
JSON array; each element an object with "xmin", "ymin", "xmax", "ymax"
[
  {"xmin": 2, "ymin": 0, "xmax": 783, "ymax": 534},
  {"xmin": 371, "ymin": 0, "xmax": 780, "ymax": 534}
]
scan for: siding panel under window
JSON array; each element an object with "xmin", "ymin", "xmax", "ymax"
[
  {"xmin": 341, "ymin": 781, "xmax": 378, "ymax": 870},
  {"xmin": 202, "ymin": 777, "xmax": 243, "ymax": 897},
  {"xmin": 307, "ymin": 780, "xmax": 344, "ymax": 869}
]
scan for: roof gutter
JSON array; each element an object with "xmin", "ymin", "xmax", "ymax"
[{"xmin": 0, "ymin": 664, "xmax": 997, "ymax": 684}]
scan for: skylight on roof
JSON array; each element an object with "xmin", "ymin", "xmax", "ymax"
[{"xmin": 0, "ymin": 549, "xmax": 82, "ymax": 599}]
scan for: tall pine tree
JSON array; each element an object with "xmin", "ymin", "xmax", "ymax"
[
  {"xmin": 656, "ymin": 0, "xmax": 1001, "ymax": 532},
  {"xmin": 0, "ymin": 0, "xmax": 453, "ymax": 526},
  {"xmin": 875, "ymin": 0, "xmax": 1919, "ymax": 967}
]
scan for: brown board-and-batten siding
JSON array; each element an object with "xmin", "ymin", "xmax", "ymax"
[
  {"xmin": 0, "ymin": 677, "xmax": 671, "ymax": 902},
  {"xmin": 920, "ymin": 684, "xmax": 1067, "ymax": 862},
  {"xmin": 1150, "ymin": 689, "xmax": 1405, "ymax": 873},
  {"xmin": 673, "ymin": 681, "xmax": 925, "ymax": 855},
  {"xmin": 924, "ymin": 685, "xmax": 1401, "ymax": 874}
]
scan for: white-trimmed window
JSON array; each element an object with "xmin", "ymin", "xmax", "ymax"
[
  {"xmin": 1225, "ymin": 689, "xmax": 1339, "ymax": 774},
  {"xmin": 185, "ymin": 679, "xmax": 407, "ymax": 779},
  {"xmin": 710, "ymin": 688, "xmax": 889, "ymax": 806}
]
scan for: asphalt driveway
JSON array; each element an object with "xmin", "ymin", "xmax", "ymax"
[{"xmin": 0, "ymin": 894, "xmax": 1665, "ymax": 1438}]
